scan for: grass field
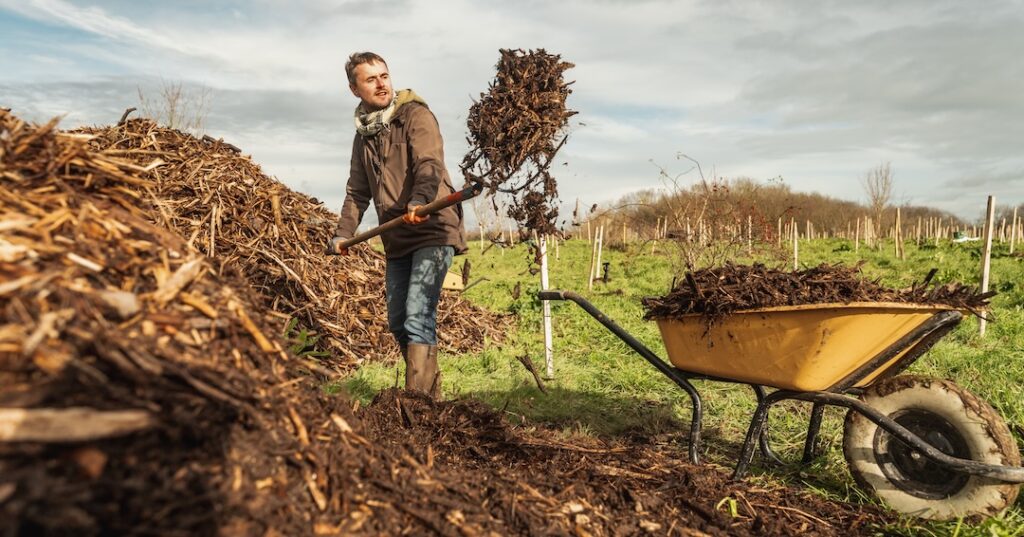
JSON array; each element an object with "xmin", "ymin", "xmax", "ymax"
[{"xmin": 340, "ymin": 236, "xmax": 1024, "ymax": 536}]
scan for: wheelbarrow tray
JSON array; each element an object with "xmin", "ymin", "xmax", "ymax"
[{"xmin": 656, "ymin": 302, "xmax": 957, "ymax": 392}]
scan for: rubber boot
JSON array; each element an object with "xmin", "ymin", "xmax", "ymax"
[
  {"xmin": 405, "ymin": 343, "xmax": 441, "ymax": 399},
  {"xmin": 426, "ymin": 345, "xmax": 441, "ymax": 401}
]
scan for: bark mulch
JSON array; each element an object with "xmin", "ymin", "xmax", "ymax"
[
  {"xmin": 643, "ymin": 262, "xmax": 993, "ymax": 323},
  {"xmin": 77, "ymin": 116, "xmax": 510, "ymax": 367},
  {"xmin": 461, "ymin": 49, "xmax": 575, "ymax": 236},
  {"xmin": 1, "ymin": 110, "xmax": 888, "ymax": 536}
]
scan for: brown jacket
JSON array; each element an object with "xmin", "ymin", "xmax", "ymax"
[{"xmin": 334, "ymin": 102, "xmax": 468, "ymax": 259}]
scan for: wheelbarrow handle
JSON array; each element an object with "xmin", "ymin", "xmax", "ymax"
[
  {"xmin": 330, "ymin": 183, "xmax": 484, "ymax": 253},
  {"xmin": 536, "ymin": 288, "xmax": 705, "ymax": 465},
  {"xmin": 537, "ymin": 290, "xmax": 565, "ymax": 301}
]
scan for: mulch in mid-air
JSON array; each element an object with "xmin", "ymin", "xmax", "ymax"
[{"xmin": 461, "ymin": 48, "xmax": 576, "ymax": 236}]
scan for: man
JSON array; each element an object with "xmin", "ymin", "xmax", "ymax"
[{"xmin": 330, "ymin": 52, "xmax": 468, "ymax": 399}]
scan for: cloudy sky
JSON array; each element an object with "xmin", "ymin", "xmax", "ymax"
[{"xmin": 2, "ymin": 0, "xmax": 1022, "ymax": 225}]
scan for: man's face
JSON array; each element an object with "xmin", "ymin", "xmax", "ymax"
[{"xmin": 350, "ymin": 61, "xmax": 394, "ymax": 111}]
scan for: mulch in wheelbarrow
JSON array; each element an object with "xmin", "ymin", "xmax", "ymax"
[{"xmin": 643, "ymin": 262, "xmax": 994, "ymax": 323}]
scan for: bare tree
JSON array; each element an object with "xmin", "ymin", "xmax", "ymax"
[
  {"xmin": 137, "ymin": 79, "xmax": 210, "ymax": 134},
  {"xmin": 650, "ymin": 153, "xmax": 782, "ymax": 273},
  {"xmin": 862, "ymin": 162, "xmax": 894, "ymax": 237}
]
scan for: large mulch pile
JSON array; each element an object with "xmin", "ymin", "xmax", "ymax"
[
  {"xmin": 643, "ymin": 262, "xmax": 993, "ymax": 322},
  {"xmin": 76, "ymin": 116, "xmax": 508, "ymax": 366},
  {"xmin": 1, "ymin": 110, "xmax": 889, "ymax": 536}
]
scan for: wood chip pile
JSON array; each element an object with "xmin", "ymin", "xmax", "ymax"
[
  {"xmin": 72, "ymin": 117, "xmax": 507, "ymax": 366},
  {"xmin": 0, "ymin": 109, "xmax": 338, "ymax": 533},
  {"xmin": 642, "ymin": 262, "xmax": 994, "ymax": 322},
  {"xmin": 1, "ymin": 111, "xmax": 888, "ymax": 536},
  {"xmin": 460, "ymin": 49, "xmax": 575, "ymax": 235}
]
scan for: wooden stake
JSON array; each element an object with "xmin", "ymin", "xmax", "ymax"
[
  {"xmin": 980, "ymin": 196, "xmax": 996, "ymax": 337},
  {"xmin": 746, "ymin": 214, "xmax": 752, "ymax": 256},
  {"xmin": 855, "ymin": 218, "xmax": 860, "ymax": 254},
  {"xmin": 588, "ymin": 227, "xmax": 599, "ymax": 290},
  {"xmin": 792, "ymin": 218, "xmax": 798, "ymax": 270},
  {"xmin": 894, "ymin": 207, "xmax": 903, "ymax": 260},
  {"xmin": 1010, "ymin": 207, "xmax": 1018, "ymax": 254},
  {"xmin": 539, "ymin": 236, "xmax": 554, "ymax": 378},
  {"xmin": 471, "ymin": 198, "xmax": 484, "ymax": 252}
]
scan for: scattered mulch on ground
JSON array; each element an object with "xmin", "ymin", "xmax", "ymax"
[
  {"xmin": 75, "ymin": 117, "xmax": 509, "ymax": 367},
  {"xmin": 357, "ymin": 390, "xmax": 890, "ymax": 536},
  {"xmin": 643, "ymin": 262, "xmax": 994, "ymax": 322},
  {"xmin": 2, "ymin": 110, "xmax": 888, "ymax": 536},
  {"xmin": 461, "ymin": 48, "xmax": 576, "ymax": 235}
]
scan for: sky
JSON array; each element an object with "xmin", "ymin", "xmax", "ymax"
[{"xmin": 2, "ymin": 0, "xmax": 1022, "ymax": 226}]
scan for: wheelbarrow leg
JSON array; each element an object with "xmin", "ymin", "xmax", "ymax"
[
  {"xmin": 734, "ymin": 397, "xmax": 773, "ymax": 478},
  {"xmin": 735, "ymin": 390, "xmax": 800, "ymax": 478},
  {"xmin": 683, "ymin": 380, "xmax": 704, "ymax": 466},
  {"xmin": 802, "ymin": 403, "xmax": 825, "ymax": 463},
  {"xmin": 751, "ymin": 385, "xmax": 784, "ymax": 466}
]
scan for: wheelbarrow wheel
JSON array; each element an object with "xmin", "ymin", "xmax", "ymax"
[{"xmin": 842, "ymin": 375, "xmax": 1020, "ymax": 520}]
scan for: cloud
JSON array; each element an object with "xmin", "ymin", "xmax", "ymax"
[
  {"xmin": 2, "ymin": 0, "xmax": 209, "ymax": 58},
  {"xmin": 2, "ymin": 0, "xmax": 1022, "ymax": 223},
  {"xmin": 726, "ymin": 10, "xmax": 1024, "ymax": 161}
]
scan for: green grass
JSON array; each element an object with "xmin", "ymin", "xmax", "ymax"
[{"xmin": 336, "ymin": 236, "xmax": 1024, "ymax": 536}]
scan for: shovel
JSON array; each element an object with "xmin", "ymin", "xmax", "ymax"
[{"xmin": 327, "ymin": 182, "xmax": 483, "ymax": 253}]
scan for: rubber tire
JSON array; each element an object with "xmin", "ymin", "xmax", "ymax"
[{"xmin": 843, "ymin": 375, "xmax": 1020, "ymax": 520}]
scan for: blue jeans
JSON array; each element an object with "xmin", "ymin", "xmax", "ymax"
[{"xmin": 385, "ymin": 246, "xmax": 454, "ymax": 346}]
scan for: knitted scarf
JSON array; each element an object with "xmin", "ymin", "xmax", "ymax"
[{"xmin": 354, "ymin": 89, "xmax": 427, "ymax": 137}]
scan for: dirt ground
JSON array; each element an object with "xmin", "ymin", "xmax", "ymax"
[
  {"xmin": 352, "ymin": 390, "xmax": 888, "ymax": 536},
  {"xmin": 3, "ymin": 388, "xmax": 889, "ymax": 536}
]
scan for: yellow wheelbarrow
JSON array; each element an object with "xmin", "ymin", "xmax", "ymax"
[{"xmin": 538, "ymin": 290, "xmax": 1024, "ymax": 520}]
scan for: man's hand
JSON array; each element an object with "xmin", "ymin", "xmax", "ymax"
[
  {"xmin": 403, "ymin": 205, "xmax": 430, "ymax": 225},
  {"xmin": 327, "ymin": 237, "xmax": 349, "ymax": 256}
]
